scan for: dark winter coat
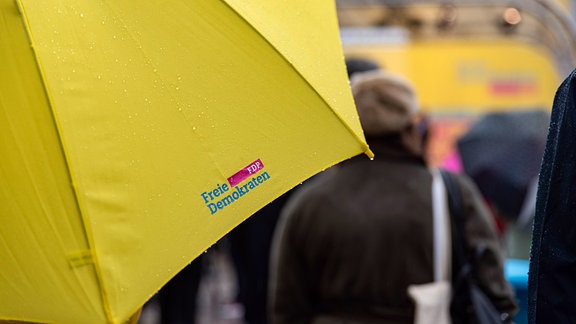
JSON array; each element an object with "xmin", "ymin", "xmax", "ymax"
[
  {"xmin": 269, "ymin": 137, "xmax": 517, "ymax": 324},
  {"xmin": 529, "ymin": 68, "xmax": 576, "ymax": 323}
]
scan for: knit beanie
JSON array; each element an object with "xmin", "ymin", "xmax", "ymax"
[{"xmin": 350, "ymin": 70, "xmax": 419, "ymax": 136}]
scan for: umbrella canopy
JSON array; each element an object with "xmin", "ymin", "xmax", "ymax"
[
  {"xmin": 457, "ymin": 110, "xmax": 550, "ymax": 221},
  {"xmin": 0, "ymin": 1, "xmax": 372, "ymax": 323}
]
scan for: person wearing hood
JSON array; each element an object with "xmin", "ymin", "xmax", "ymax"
[{"xmin": 268, "ymin": 70, "xmax": 517, "ymax": 324}]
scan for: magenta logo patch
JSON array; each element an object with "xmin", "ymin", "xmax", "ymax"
[
  {"xmin": 228, "ymin": 159, "xmax": 264, "ymax": 187},
  {"xmin": 201, "ymin": 159, "xmax": 270, "ymax": 215}
]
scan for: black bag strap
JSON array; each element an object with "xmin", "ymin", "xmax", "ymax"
[
  {"xmin": 440, "ymin": 170, "xmax": 491, "ymax": 275},
  {"xmin": 440, "ymin": 169, "xmax": 508, "ymax": 324},
  {"xmin": 439, "ymin": 169, "xmax": 467, "ymax": 273},
  {"xmin": 439, "ymin": 169, "xmax": 473, "ymax": 324}
]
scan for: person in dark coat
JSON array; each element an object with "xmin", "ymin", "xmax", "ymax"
[
  {"xmin": 156, "ymin": 255, "xmax": 205, "ymax": 324},
  {"xmin": 223, "ymin": 56, "xmax": 382, "ymax": 324},
  {"xmin": 268, "ymin": 70, "xmax": 516, "ymax": 324},
  {"xmin": 226, "ymin": 192, "xmax": 293, "ymax": 324},
  {"xmin": 529, "ymin": 68, "xmax": 576, "ymax": 323}
]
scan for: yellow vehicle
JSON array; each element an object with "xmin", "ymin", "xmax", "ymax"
[{"xmin": 337, "ymin": 0, "xmax": 576, "ymax": 166}]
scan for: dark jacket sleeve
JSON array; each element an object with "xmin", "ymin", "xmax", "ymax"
[
  {"xmin": 455, "ymin": 173, "xmax": 518, "ymax": 317},
  {"xmin": 268, "ymin": 188, "xmax": 316, "ymax": 324},
  {"xmin": 529, "ymin": 69, "xmax": 576, "ymax": 323}
]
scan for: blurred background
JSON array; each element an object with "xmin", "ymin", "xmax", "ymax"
[
  {"xmin": 337, "ymin": 2, "xmax": 576, "ymax": 322},
  {"xmin": 141, "ymin": 1, "xmax": 576, "ymax": 323},
  {"xmin": 337, "ymin": 0, "xmax": 575, "ymax": 167}
]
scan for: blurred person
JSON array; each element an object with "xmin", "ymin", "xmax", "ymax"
[
  {"xmin": 268, "ymin": 70, "xmax": 516, "ymax": 324},
  {"xmin": 227, "ymin": 193, "xmax": 294, "ymax": 324},
  {"xmin": 154, "ymin": 254, "xmax": 205, "ymax": 324},
  {"xmin": 223, "ymin": 56, "xmax": 382, "ymax": 324}
]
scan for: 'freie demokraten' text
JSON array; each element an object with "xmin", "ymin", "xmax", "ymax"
[{"xmin": 200, "ymin": 171, "xmax": 270, "ymax": 215}]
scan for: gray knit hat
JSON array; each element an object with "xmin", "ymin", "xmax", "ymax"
[{"xmin": 351, "ymin": 70, "xmax": 419, "ymax": 136}]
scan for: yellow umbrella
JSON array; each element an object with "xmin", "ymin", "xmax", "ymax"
[{"xmin": 0, "ymin": 0, "xmax": 372, "ymax": 323}]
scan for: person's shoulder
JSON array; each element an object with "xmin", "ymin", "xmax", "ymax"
[
  {"xmin": 274, "ymin": 171, "xmax": 337, "ymax": 236},
  {"xmin": 291, "ymin": 168, "xmax": 338, "ymax": 196}
]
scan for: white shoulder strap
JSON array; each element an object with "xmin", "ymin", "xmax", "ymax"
[{"xmin": 431, "ymin": 168, "xmax": 452, "ymax": 282}]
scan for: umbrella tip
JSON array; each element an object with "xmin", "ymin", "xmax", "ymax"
[{"xmin": 364, "ymin": 147, "xmax": 375, "ymax": 159}]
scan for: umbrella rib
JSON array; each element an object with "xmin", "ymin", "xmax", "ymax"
[
  {"xmin": 220, "ymin": 1, "xmax": 373, "ymax": 158},
  {"xmin": 14, "ymin": 2, "xmax": 115, "ymax": 323}
]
